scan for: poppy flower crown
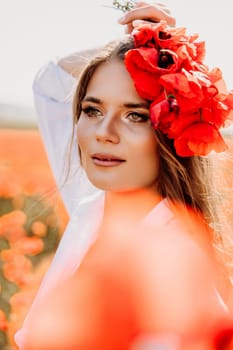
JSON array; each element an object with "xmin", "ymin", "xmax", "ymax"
[{"xmin": 124, "ymin": 21, "xmax": 233, "ymax": 157}]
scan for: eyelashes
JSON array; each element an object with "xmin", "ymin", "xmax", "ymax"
[
  {"xmin": 81, "ymin": 105, "xmax": 149, "ymax": 123},
  {"xmin": 81, "ymin": 106, "xmax": 102, "ymax": 118},
  {"xmin": 127, "ymin": 112, "xmax": 149, "ymax": 123}
]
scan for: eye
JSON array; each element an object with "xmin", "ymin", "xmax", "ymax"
[
  {"xmin": 126, "ymin": 112, "xmax": 149, "ymax": 123},
  {"xmin": 81, "ymin": 106, "xmax": 102, "ymax": 118}
]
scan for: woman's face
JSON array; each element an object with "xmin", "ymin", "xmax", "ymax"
[{"xmin": 77, "ymin": 59, "xmax": 159, "ymax": 192}]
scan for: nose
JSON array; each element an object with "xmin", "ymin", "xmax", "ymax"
[{"xmin": 95, "ymin": 114, "xmax": 120, "ymax": 144}]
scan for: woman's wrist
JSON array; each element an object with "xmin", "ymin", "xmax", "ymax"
[{"xmin": 58, "ymin": 47, "xmax": 101, "ymax": 78}]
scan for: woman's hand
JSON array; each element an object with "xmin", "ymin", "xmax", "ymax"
[{"xmin": 118, "ymin": 2, "xmax": 176, "ymax": 33}]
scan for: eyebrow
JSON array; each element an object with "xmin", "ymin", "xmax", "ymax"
[
  {"xmin": 124, "ymin": 102, "xmax": 149, "ymax": 109},
  {"xmin": 82, "ymin": 96, "xmax": 149, "ymax": 109},
  {"xmin": 82, "ymin": 96, "xmax": 101, "ymax": 104}
]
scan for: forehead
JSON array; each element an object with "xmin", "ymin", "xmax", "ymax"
[{"xmin": 85, "ymin": 60, "xmax": 147, "ymax": 104}]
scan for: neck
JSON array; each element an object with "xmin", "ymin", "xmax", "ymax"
[{"xmin": 101, "ymin": 189, "xmax": 162, "ymax": 234}]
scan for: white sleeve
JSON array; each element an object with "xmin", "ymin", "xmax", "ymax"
[{"xmin": 33, "ymin": 61, "xmax": 97, "ymax": 216}]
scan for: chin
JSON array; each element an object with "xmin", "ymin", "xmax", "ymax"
[
  {"xmin": 92, "ymin": 183, "xmax": 127, "ymax": 192},
  {"xmin": 89, "ymin": 179, "xmax": 141, "ymax": 193},
  {"xmin": 86, "ymin": 172, "xmax": 152, "ymax": 193}
]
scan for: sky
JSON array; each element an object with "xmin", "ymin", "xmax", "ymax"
[{"xmin": 0, "ymin": 0, "xmax": 233, "ymax": 114}]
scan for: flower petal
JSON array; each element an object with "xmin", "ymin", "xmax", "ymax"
[
  {"xmin": 160, "ymin": 71, "xmax": 204, "ymax": 113},
  {"xmin": 174, "ymin": 123, "xmax": 227, "ymax": 157}
]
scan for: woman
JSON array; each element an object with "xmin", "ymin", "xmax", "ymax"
[{"xmin": 15, "ymin": 2, "xmax": 233, "ymax": 349}]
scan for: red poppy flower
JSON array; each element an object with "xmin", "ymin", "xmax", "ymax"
[
  {"xmin": 168, "ymin": 112, "xmax": 201, "ymax": 139},
  {"xmin": 150, "ymin": 96, "xmax": 179, "ymax": 133},
  {"xmin": 183, "ymin": 38, "xmax": 206, "ymax": 63},
  {"xmin": 174, "ymin": 45, "xmax": 195, "ymax": 71},
  {"xmin": 174, "ymin": 123, "xmax": 227, "ymax": 157},
  {"xmin": 125, "ymin": 47, "xmax": 178, "ymax": 100},
  {"xmin": 193, "ymin": 40, "xmax": 206, "ymax": 62},
  {"xmin": 208, "ymin": 67, "xmax": 223, "ymax": 85},
  {"xmin": 133, "ymin": 23, "xmax": 157, "ymax": 47},
  {"xmin": 151, "ymin": 21, "xmax": 187, "ymax": 51},
  {"xmin": 159, "ymin": 71, "xmax": 205, "ymax": 113},
  {"xmin": 202, "ymin": 99, "xmax": 229, "ymax": 129},
  {"xmin": 125, "ymin": 47, "xmax": 162, "ymax": 100},
  {"xmin": 125, "ymin": 21, "xmax": 233, "ymax": 157},
  {"xmin": 223, "ymin": 91, "xmax": 233, "ymax": 109},
  {"xmin": 222, "ymin": 91, "xmax": 233, "ymax": 125}
]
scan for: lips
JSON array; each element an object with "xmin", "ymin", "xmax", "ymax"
[{"xmin": 91, "ymin": 153, "xmax": 126, "ymax": 167}]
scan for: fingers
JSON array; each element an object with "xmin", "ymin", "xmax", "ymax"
[
  {"xmin": 125, "ymin": 20, "xmax": 159, "ymax": 34},
  {"xmin": 118, "ymin": 2, "xmax": 176, "ymax": 29}
]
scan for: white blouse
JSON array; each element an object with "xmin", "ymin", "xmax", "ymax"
[
  {"xmin": 32, "ymin": 60, "xmax": 100, "ymax": 215},
  {"xmin": 15, "ymin": 61, "xmax": 228, "ymax": 349}
]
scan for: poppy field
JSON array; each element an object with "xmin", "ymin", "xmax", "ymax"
[{"xmin": 0, "ymin": 128, "xmax": 68, "ymax": 350}]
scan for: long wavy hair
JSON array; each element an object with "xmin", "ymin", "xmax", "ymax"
[{"xmin": 69, "ymin": 37, "xmax": 233, "ymax": 299}]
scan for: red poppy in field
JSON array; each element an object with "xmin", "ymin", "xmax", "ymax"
[
  {"xmin": 0, "ymin": 310, "xmax": 8, "ymax": 332},
  {"xmin": 2, "ymin": 251, "xmax": 32, "ymax": 287},
  {"xmin": 0, "ymin": 210, "xmax": 27, "ymax": 243},
  {"xmin": 15, "ymin": 236, "xmax": 44, "ymax": 256},
  {"xmin": 31, "ymin": 221, "xmax": 48, "ymax": 237}
]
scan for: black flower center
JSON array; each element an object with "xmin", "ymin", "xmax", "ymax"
[
  {"xmin": 158, "ymin": 51, "xmax": 174, "ymax": 68},
  {"xmin": 159, "ymin": 31, "xmax": 172, "ymax": 40}
]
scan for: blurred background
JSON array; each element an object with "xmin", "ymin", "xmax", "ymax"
[{"xmin": 0, "ymin": 1, "xmax": 233, "ymax": 349}]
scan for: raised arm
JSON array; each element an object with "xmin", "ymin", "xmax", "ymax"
[
  {"xmin": 58, "ymin": 47, "xmax": 101, "ymax": 78},
  {"xmin": 32, "ymin": 47, "xmax": 102, "ymax": 216}
]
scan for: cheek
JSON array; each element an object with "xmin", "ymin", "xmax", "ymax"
[
  {"xmin": 137, "ymin": 135, "xmax": 159, "ymax": 174},
  {"xmin": 76, "ymin": 119, "xmax": 88, "ymax": 152},
  {"xmin": 135, "ymin": 132, "xmax": 158, "ymax": 160},
  {"xmin": 76, "ymin": 121, "xmax": 88, "ymax": 166}
]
